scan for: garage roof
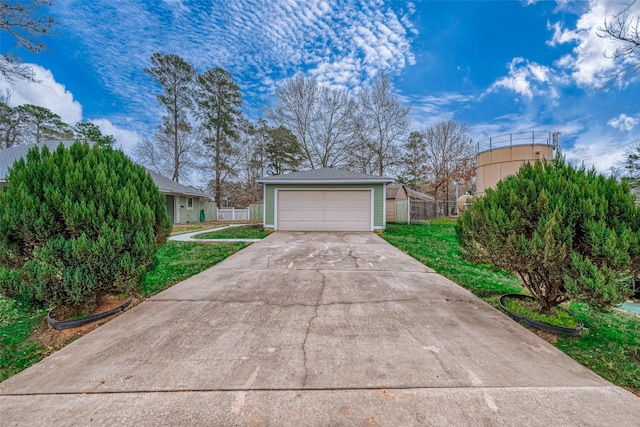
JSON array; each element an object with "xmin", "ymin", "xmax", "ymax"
[{"xmin": 257, "ymin": 167, "xmax": 393, "ymax": 184}]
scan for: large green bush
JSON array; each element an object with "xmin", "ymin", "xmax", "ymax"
[
  {"xmin": 0, "ymin": 142, "xmax": 171, "ymax": 311},
  {"xmin": 457, "ymin": 155, "xmax": 640, "ymax": 312}
]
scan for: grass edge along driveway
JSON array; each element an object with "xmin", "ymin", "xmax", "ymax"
[
  {"xmin": 382, "ymin": 220, "xmax": 640, "ymax": 394},
  {"xmin": 1, "ymin": 240, "xmax": 248, "ymax": 382}
]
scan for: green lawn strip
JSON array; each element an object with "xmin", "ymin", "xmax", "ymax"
[
  {"xmin": 382, "ymin": 220, "xmax": 640, "ymax": 391},
  {"xmin": 382, "ymin": 221, "xmax": 522, "ymax": 299},
  {"xmin": 140, "ymin": 241, "xmax": 247, "ymax": 296},
  {"xmin": 0, "ymin": 296, "xmax": 48, "ymax": 381},
  {"xmin": 193, "ymin": 225, "xmax": 271, "ymax": 240},
  {"xmin": 558, "ymin": 303, "xmax": 640, "ymax": 390}
]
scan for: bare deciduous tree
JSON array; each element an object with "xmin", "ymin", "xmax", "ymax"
[
  {"xmin": 267, "ymin": 75, "xmax": 356, "ymax": 169},
  {"xmin": 133, "ymin": 129, "xmax": 203, "ymax": 185},
  {"xmin": 356, "ymin": 73, "xmax": 410, "ymax": 176},
  {"xmin": 597, "ymin": 0, "xmax": 640, "ymax": 87},
  {"xmin": 0, "ymin": 91, "xmax": 21, "ymax": 148},
  {"xmin": 0, "ymin": 0, "xmax": 56, "ymax": 82},
  {"xmin": 422, "ymin": 120, "xmax": 476, "ymax": 204}
]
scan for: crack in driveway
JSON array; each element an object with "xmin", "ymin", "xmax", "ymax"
[{"xmin": 302, "ymin": 271, "xmax": 327, "ymax": 387}]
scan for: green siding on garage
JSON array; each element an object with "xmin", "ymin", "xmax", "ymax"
[
  {"xmin": 264, "ymin": 183, "xmax": 386, "ymax": 229},
  {"xmin": 265, "ymin": 184, "xmax": 275, "ymax": 225}
]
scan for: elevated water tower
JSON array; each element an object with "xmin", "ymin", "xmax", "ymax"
[{"xmin": 475, "ymin": 131, "xmax": 559, "ymax": 196}]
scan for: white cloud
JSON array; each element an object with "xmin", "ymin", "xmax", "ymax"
[
  {"xmin": 607, "ymin": 113, "xmax": 639, "ymax": 132},
  {"xmin": 404, "ymin": 92, "xmax": 477, "ymax": 130},
  {"xmin": 488, "ymin": 58, "xmax": 560, "ymax": 100},
  {"xmin": 89, "ymin": 118, "xmax": 143, "ymax": 155},
  {"xmin": 0, "ymin": 63, "xmax": 82, "ymax": 124},
  {"xmin": 0, "ymin": 63, "xmax": 144, "ymax": 156},
  {"xmin": 547, "ymin": 0, "xmax": 640, "ymax": 87},
  {"xmin": 563, "ymin": 133, "xmax": 628, "ymax": 172},
  {"xmin": 52, "ymin": 0, "xmax": 417, "ymax": 125},
  {"xmin": 162, "ymin": 0, "xmax": 190, "ymax": 13}
]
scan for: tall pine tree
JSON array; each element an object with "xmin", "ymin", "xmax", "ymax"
[
  {"xmin": 196, "ymin": 67, "xmax": 242, "ymax": 208},
  {"xmin": 144, "ymin": 53, "xmax": 195, "ymax": 183}
]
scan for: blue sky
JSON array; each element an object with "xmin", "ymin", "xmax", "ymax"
[{"xmin": 2, "ymin": 0, "xmax": 639, "ymax": 180}]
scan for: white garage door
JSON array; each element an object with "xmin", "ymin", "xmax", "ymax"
[{"xmin": 277, "ymin": 190, "xmax": 372, "ymax": 231}]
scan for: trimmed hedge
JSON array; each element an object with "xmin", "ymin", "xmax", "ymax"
[
  {"xmin": 0, "ymin": 142, "xmax": 171, "ymax": 310},
  {"xmin": 457, "ymin": 155, "xmax": 640, "ymax": 312}
]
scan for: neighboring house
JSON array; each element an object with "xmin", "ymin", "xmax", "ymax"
[
  {"xmin": 145, "ymin": 168, "xmax": 215, "ymax": 224},
  {"xmin": 386, "ymin": 184, "xmax": 435, "ymax": 223},
  {"xmin": 257, "ymin": 167, "xmax": 393, "ymax": 231},
  {"xmin": 0, "ymin": 141, "xmax": 215, "ymax": 224}
]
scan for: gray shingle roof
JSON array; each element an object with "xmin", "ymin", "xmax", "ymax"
[
  {"xmin": 406, "ymin": 187, "xmax": 434, "ymax": 201},
  {"xmin": 256, "ymin": 167, "xmax": 393, "ymax": 184},
  {"xmin": 145, "ymin": 168, "xmax": 211, "ymax": 199},
  {"xmin": 0, "ymin": 141, "xmax": 212, "ymax": 199},
  {"xmin": 0, "ymin": 141, "xmax": 75, "ymax": 182}
]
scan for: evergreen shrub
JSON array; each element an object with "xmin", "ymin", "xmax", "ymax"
[
  {"xmin": 456, "ymin": 155, "xmax": 640, "ymax": 312},
  {"xmin": 0, "ymin": 142, "xmax": 171, "ymax": 311}
]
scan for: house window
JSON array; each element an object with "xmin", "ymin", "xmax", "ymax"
[{"xmin": 186, "ymin": 197, "xmax": 194, "ymax": 210}]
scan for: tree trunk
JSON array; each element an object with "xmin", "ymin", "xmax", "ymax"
[
  {"xmin": 215, "ymin": 125, "xmax": 221, "ymax": 208},
  {"xmin": 173, "ymin": 95, "xmax": 179, "ymax": 182}
]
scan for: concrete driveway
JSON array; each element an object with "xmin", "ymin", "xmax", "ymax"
[{"xmin": 1, "ymin": 232, "xmax": 639, "ymax": 426}]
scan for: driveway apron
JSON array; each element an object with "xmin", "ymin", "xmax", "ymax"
[{"xmin": 1, "ymin": 231, "xmax": 639, "ymax": 426}]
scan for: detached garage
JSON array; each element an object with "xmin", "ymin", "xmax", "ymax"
[{"xmin": 257, "ymin": 168, "xmax": 393, "ymax": 231}]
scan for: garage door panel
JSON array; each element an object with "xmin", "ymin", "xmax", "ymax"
[{"xmin": 277, "ymin": 190, "xmax": 371, "ymax": 231}]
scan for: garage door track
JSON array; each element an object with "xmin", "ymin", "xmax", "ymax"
[{"xmin": 1, "ymin": 232, "xmax": 640, "ymax": 426}]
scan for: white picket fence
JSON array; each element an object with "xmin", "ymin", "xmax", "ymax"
[{"xmin": 217, "ymin": 207, "xmax": 250, "ymax": 221}]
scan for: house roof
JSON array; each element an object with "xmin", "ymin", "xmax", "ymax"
[
  {"xmin": 406, "ymin": 187, "xmax": 434, "ymax": 201},
  {"xmin": 256, "ymin": 167, "xmax": 393, "ymax": 184},
  {"xmin": 0, "ymin": 140, "xmax": 75, "ymax": 183},
  {"xmin": 145, "ymin": 168, "xmax": 212, "ymax": 199},
  {"xmin": 0, "ymin": 141, "xmax": 212, "ymax": 200}
]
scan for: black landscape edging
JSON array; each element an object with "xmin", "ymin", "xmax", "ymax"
[
  {"xmin": 499, "ymin": 293, "xmax": 583, "ymax": 336},
  {"xmin": 47, "ymin": 297, "xmax": 132, "ymax": 331}
]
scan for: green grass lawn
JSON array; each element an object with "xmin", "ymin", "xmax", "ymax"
[
  {"xmin": 0, "ymin": 297, "xmax": 48, "ymax": 381},
  {"xmin": 0, "ymin": 240, "xmax": 247, "ymax": 382},
  {"xmin": 140, "ymin": 241, "xmax": 247, "ymax": 296},
  {"xmin": 193, "ymin": 225, "xmax": 271, "ymax": 240},
  {"xmin": 383, "ymin": 220, "xmax": 640, "ymax": 392}
]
